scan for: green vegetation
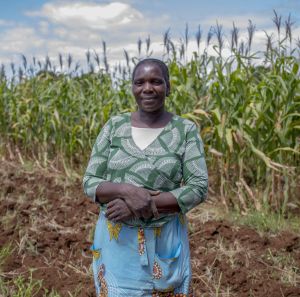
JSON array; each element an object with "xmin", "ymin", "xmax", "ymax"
[
  {"xmin": 0, "ymin": 245, "xmax": 45, "ymax": 297},
  {"xmin": 0, "ymin": 274, "xmax": 61, "ymax": 297},
  {"xmin": 0, "ymin": 14, "xmax": 299, "ymax": 215},
  {"xmin": 226, "ymin": 208, "xmax": 300, "ymax": 233},
  {"xmin": 263, "ymin": 249, "xmax": 300, "ymax": 286},
  {"xmin": 0, "ymin": 244, "xmax": 13, "ymax": 269}
]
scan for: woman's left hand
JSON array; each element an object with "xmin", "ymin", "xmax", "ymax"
[{"xmin": 105, "ymin": 198, "xmax": 134, "ymax": 222}]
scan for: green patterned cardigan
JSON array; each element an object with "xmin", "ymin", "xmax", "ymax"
[{"xmin": 83, "ymin": 113, "xmax": 208, "ymax": 227}]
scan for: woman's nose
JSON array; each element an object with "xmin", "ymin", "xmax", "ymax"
[{"xmin": 143, "ymin": 82, "xmax": 153, "ymax": 92}]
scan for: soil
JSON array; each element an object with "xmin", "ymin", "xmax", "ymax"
[{"xmin": 0, "ymin": 160, "xmax": 299, "ymax": 297}]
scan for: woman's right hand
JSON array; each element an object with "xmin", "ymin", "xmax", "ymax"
[
  {"xmin": 120, "ymin": 184, "xmax": 157, "ymax": 219},
  {"xmin": 96, "ymin": 181, "xmax": 159, "ymax": 219}
]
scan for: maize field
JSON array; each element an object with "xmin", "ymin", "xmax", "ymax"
[{"xmin": 0, "ymin": 18, "xmax": 299, "ymax": 215}]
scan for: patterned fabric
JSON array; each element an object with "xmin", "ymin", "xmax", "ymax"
[
  {"xmin": 91, "ymin": 212, "xmax": 193, "ymax": 296},
  {"xmin": 83, "ymin": 112, "xmax": 208, "ymax": 227}
]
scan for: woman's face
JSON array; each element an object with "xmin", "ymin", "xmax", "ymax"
[{"xmin": 132, "ymin": 63, "xmax": 169, "ymax": 113}]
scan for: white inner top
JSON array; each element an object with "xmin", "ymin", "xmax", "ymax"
[{"xmin": 131, "ymin": 127, "xmax": 164, "ymax": 150}]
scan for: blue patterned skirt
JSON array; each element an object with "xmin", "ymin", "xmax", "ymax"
[{"xmin": 90, "ymin": 211, "xmax": 193, "ymax": 296}]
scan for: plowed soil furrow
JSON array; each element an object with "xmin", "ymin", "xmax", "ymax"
[{"xmin": 1, "ymin": 160, "xmax": 299, "ymax": 297}]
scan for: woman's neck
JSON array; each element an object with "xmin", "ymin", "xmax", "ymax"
[{"xmin": 132, "ymin": 109, "xmax": 172, "ymax": 128}]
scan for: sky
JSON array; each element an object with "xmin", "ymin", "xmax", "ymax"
[{"xmin": 0, "ymin": 0, "xmax": 299, "ymax": 70}]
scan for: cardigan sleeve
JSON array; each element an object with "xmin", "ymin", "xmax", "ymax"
[
  {"xmin": 82, "ymin": 119, "xmax": 112, "ymax": 202},
  {"xmin": 170, "ymin": 124, "xmax": 208, "ymax": 214}
]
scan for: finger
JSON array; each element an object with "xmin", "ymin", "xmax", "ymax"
[
  {"xmin": 148, "ymin": 190, "xmax": 160, "ymax": 196},
  {"xmin": 124, "ymin": 200, "xmax": 140, "ymax": 218},
  {"xmin": 107, "ymin": 199, "xmax": 123, "ymax": 211},
  {"xmin": 114, "ymin": 215, "xmax": 129, "ymax": 223},
  {"xmin": 112, "ymin": 216, "xmax": 121, "ymax": 222},
  {"xmin": 106, "ymin": 210, "xmax": 120, "ymax": 221},
  {"xmin": 117, "ymin": 211, "xmax": 134, "ymax": 222},
  {"xmin": 150, "ymin": 199, "xmax": 159, "ymax": 218},
  {"xmin": 113, "ymin": 213, "xmax": 126, "ymax": 222},
  {"xmin": 107, "ymin": 199, "xmax": 118, "ymax": 208},
  {"xmin": 105, "ymin": 205, "xmax": 118, "ymax": 217},
  {"xmin": 109, "ymin": 208, "xmax": 132, "ymax": 222},
  {"xmin": 107, "ymin": 202, "xmax": 130, "ymax": 220}
]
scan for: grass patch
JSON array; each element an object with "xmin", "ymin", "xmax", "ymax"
[
  {"xmin": 192, "ymin": 203, "xmax": 300, "ymax": 234},
  {"xmin": 214, "ymin": 237, "xmax": 246, "ymax": 269},
  {"xmin": 224, "ymin": 208, "xmax": 300, "ymax": 234},
  {"xmin": 0, "ymin": 245, "xmax": 13, "ymax": 269},
  {"xmin": 262, "ymin": 249, "xmax": 300, "ymax": 286},
  {"xmin": 0, "ymin": 246, "xmax": 61, "ymax": 297},
  {"xmin": 1, "ymin": 208, "xmax": 17, "ymax": 230},
  {"xmin": 0, "ymin": 272, "xmax": 61, "ymax": 297}
]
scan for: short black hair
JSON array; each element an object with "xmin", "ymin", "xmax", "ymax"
[{"xmin": 132, "ymin": 58, "xmax": 170, "ymax": 95}]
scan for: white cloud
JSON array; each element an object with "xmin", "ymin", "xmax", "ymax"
[
  {"xmin": 26, "ymin": 1, "xmax": 143, "ymax": 30},
  {"xmin": 1, "ymin": 1, "xmax": 299, "ymax": 73},
  {"xmin": 0, "ymin": 19, "xmax": 15, "ymax": 27},
  {"xmin": 11, "ymin": 1, "xmax": 169, "ymax": 63},
  {"xmin": 1, "ymin": 27, "xmax": 44, "ymax": 54},
  {"xmin": 39, "ymin": 21, "xmax": 49, "ymax": 34}
]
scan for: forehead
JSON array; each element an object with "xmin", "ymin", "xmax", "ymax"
[{"xmin": 133, "ymin": 62, "xmax": 164, "ymax": 79}]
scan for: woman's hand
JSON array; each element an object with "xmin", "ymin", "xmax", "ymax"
[
  {"xmin": 96, "ymin": 181, "xmax": 160, "ymax": 219},
  {"xmin": 105, "ymin": 198, "xmax": 133, "ymax": 222},
  {"xmin": 120, "ymin": 184, "xmax": 157, "ymax": 219}
]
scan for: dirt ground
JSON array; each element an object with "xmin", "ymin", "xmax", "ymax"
[{"xmin": 0, "ymin": 160, "xmax": 299, "ymax": 297}]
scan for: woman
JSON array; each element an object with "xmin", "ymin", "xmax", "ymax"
[{"xmin": 83, "ymin": 58, "xmax": 208, "ymax": 296}]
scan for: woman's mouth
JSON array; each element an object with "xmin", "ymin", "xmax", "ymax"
[
  {"xmin": 142, "ymin": 98, "xmax": 155, "ymax": 102},
  {"xmin": 142, "ymin": 96, "xmax": 157, "ymax": 102}
]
